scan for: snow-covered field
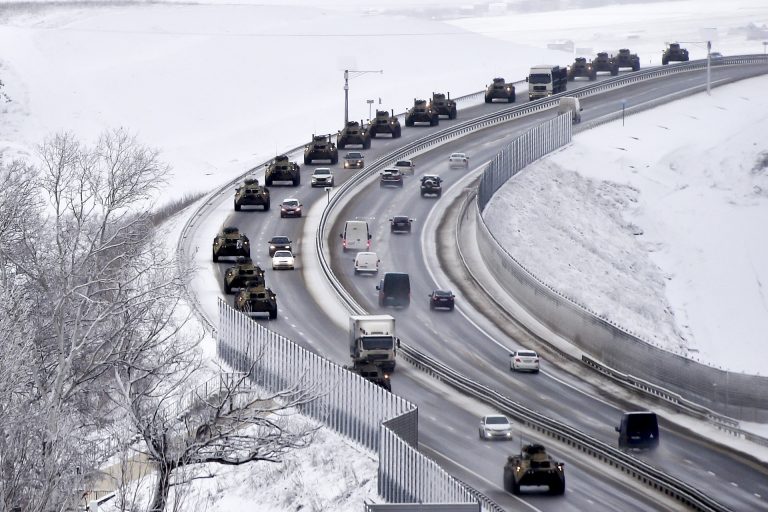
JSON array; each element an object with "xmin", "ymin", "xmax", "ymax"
[{"xmin": 2, "ymin": 0, "xmax": 768, "ymax": 508}]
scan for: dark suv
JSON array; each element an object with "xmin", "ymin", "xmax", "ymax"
[
  {"xmin": 267, "ymin": 236, "xmax": 292, "ymax": 256},
  {"xmin": 377, "ymin": 272, "xmax": 411, "ymax": 308},
  {"xmin": 420, "ymin": 175, "xmax": 443, "ymax": 197},
  {"xmin": 429, "ymin": 289, "xmax": 455, "ymax": 310},
  {"xmin": 389, "ymin": 216, "xmax": 414, "ymax": 233}
]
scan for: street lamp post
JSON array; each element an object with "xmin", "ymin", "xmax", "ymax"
[
  {"xmin": 678, "ymin": 39, "xmax": 713, "ymax": 95},
  {"xmin": 343, "ymin": 69, "xmax": 383, "ymax": 126},
  {"xmin": 366, "ymin": 99, "xmax": 374, "ymax": 122},
  {"xmin": 763, "ymin": 41, "xmax": 767, "ymax": 54}
]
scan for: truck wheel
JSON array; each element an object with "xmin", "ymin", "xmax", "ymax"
[
  {"xmin": 512, "ymin": 480, "xmax": 521, "ymax": 495},
  {"xmin": 337, "ymin": 138, "xmax": 346, "ymax": 148},
  {"xmin": 484, "ymin": 96, "xmax": 492, "ymax": 104},
  {"xmin": 611, "ymin": 67, "xmax": 618, "ymax": 76},
  {"xmin": 263, "ymin": 199, "xmax": 270, "ymax": 211},
  {"xmin": 234, "ymin": 202, "xmax": 241, "ymax": 212},
  {"xmin": 212, "ymin": 250, "xmax": 218, "ymax": 263},
  {"xmin": 503, "ymin": 470, "xmax": 512, "ymax": 492},
  {"xmin": 304, "ymin": 156, "xmax": 311, "ymax": 165},
  {"xmin": 363, "ymin": 139, "xmax": 371, "ymax": 149},
  {"xmin": 265, "ymin": 177, "xmax": 273, "ymax": 186},
  {"xmin": 224, "ymin": 280, "xmax": 232, "ymax": 295},
  {"xmin": 508, "ymin": 94, "xmax": 515, "ymax": 103},
  {"xmin": 331, "ymin": 154, "xmax": 338, "ymax": 164},
  {"xmin": 394, "ymin": 126, "xmax": 401, "ymax": 138},
  {"xmin": 662, "ymin": 57, "xmax": 668, "ymax": 65},
  {"xmin": 405, "ymin": 118, "xmax": 414, "ymax": 127}
]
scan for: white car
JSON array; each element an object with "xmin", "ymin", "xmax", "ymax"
[
  {"xmin": 392, "ymin": 159, "xmax": 415, "ymax": 175},
  {"xmin": 271, "ymin": 250, "xmax": 295, "ymax": 270},
  {"xmin": 510, "ymin": 350, "xmax": 540, "ymax": 373},
  {"xmin": 449, "ymin": 152, "xmax": 469, "ymax": 168},
  {"xmin": 354, "ymin": 251, "xmax": 380, "ymax": 274},
  {"xmin": 311, "ymin": 167, "xmax": 334, "ymax": 187},
  {"xmin": 478, "ymin": 414, "xmax": 513, "ymax": 441}
]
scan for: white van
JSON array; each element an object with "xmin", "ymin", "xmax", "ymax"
[
  {"xmin": 340, "ymin": 220, "xmax": 371, "ymax": 252},
  {"xmin": 354, "ymin": 252, "xmax": 380, "ymax": 274},
  {"xmin": 557, "ymin": 96, "xmax": 582, "ymax": 124}
]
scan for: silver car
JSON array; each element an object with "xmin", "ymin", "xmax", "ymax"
[
  {"xmin": 479, "ymin": 414, "xmax": 513, "ymax": 441},
  {"xmin": 510, "ymin": 350, "xmax": 540, "ymax": 373}
]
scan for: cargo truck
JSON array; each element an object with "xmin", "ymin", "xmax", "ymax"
[
  {"xmin": 349, "ymin": 315, "xmax": 397, "ymax": 372},
  {"xmin": 528, "ymin": 64, "xmax": 568, "ymax": 101}
]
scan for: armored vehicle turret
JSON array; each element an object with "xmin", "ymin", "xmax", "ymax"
[
  {"xmin": 430, "ymin": 92, "xmax": 457, "ymax": 119},
  {"xmin": 615, "ymin": 48, "xmax": 640, "ymax": 71},
  {"xmin": 303, "ymin": 134, "xmax": 338, "ymax": 165},
  {"xmin": 345, "ymin": 362, "xmax": 391, "ymax": 392},
  {"xmin": 368, "ymin": 109, "xmax": 402, "ymax": 138},
  {"xmin": 234, "ymin": 281, "xmax": 277, "ymax": 319},
  {"xmin": 405, "ymin": 99, "xmax": 438, "ymax": 127},
  {"xmin": 592, "ymin": 52, "xmax": 618, "ymax": 76},
  {"xmin": 567, "ymin": 57, "xmax": 596, "ymax": 80},
  {"xmin": 485, "ymin": 78, "xmax": 516, "ymax": 103},
  {"xmin": 212, "ymin": 226, "xmax": 250, "ymax": 262},
  {"xmin": 223, "ymin": 257, "xmax": 265, "ymax": 294},
  {"xmin": 662, "ymin": 43, "xmax": 689, "ymax": 65},
  {"xmin": 337, "ymin": 121, "xmax": 371, "ymax": 149},
  {"xmin": 265, "ymin": 155, "xmax": 301, "ymax": 187},
  {"xmin": 234, "ymin": 177, "xmax": 270, "ymax": 211},
  {"xmin": 503, "ymin": 444, "xmax": 565, "ymax": 495}
]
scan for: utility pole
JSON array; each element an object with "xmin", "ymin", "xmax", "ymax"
[
  {"xmin": 706, "ymin": 40, "xmax": 712, "ymax": 96},
  {"xmin": 343, "ymin": 69, "xmax": 383, "ymax": 125}
]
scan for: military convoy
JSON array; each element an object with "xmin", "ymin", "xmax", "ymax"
[
  {"xmin": 223, "ymin": 257, "xmax": 265, "ymax": 294},
  {"xmin": 592, "ymin": 52, "xmax": 618, "ymax": 76},
  {"xmin": 485, "ymin": 78, "xmax": 516, "ymax": 103},
  {"xmin": 265, "ymin": 155, "xmax": 301, "ymax": 186},
  {"xmin": 337, "ymin": 120, "xmax": 372, "ymax": 149},
  {"xmin": 368, "ymin": 109, "xmax": 402, "ymax": 138},
  {"xmin": 212, "ymin": 227, "xmax": 251, "ymax": 262},
  {"xmin": 234, "ymin": 178, "xmax": 270, "ymax": 211},
  {"xmin": 567, "ymin": 57, "xmax": 596, "ymax": 81},
  {"xmin": 662, "ymin": 43, "xmax": 689, "ymax": 65},
  {"xmin": 503, "ymin": 444, "xmax": 565, "ymax": 495},
  {"xmin": 615, "ymin": 48, "xmax": 641, "ymax": 71},
  {"xmin": 405, "ymin": 99, "xmax": 439, "ymax": 127},
  {"xmin": 430, "ymin": 92, "xmax": 457, "ymax": 119},
  {"xmin": 234, "ymin": 281, "xmax": 278, "ymax": 319},
  {"xmin": 303, "ymin": 134, "xmax": 338, "ymax": 165}
]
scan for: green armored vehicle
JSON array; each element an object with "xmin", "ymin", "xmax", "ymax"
[
  {"xmin": 303, "ymin": 134, "xmax": 338, "ymax": 165},
  {"xmin": 615, "ymin": 48, "xmax": 640, "ymax": 71},
  {"xmin": 265, "ymin": 155, "xmax": 301, "ymax": 187},
  {"xmin": 592, "ymin": 52, "xmax": 618, "ymax": 76},
  {"xmin": 337, "ymin": 121, "xmax": 371, "ymax": 149},
  {"xmin": 405, "ymin": 99, "xmax": 438, "ymax": 127},
  {"xmin": 234, "ymin": 281, "xmax": 277, "ymax": 319},
  {"xmin": 662, "ymin": 43, "xmax": 689, "ymax": 65},
  {"xmin": 212, "ymin": 226, "xmax": 250, "ymax": 262},
  {"xmin": 431, "ymin": 92, "xmax": 457, "ymax": 119},
  {"xmin": 368, "ymin": 109, "xmax": 402, "ymax": 138},
  {"xmin": 485, "ymin": 78, "xmax": 516, "ymax": 103},
  {"xmin": 234, "ymin": 177, "xmax": 270, "ymax": 211},
  {"xmin": 223, "ymin": 257, "xmax": 265, "ymax": 294},
  {"xmin": 503, "ymin": 444, "xmax": 565, "ymax": 495},
  {"xmin": 345, "ymin": 362, "xmax": 391, "ymax": 392},
  {"xmin": 567, "ymin": 57, "xmax": 596, "ymax": 80}
]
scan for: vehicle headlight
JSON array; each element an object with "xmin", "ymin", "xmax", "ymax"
[{"xmin": 270, "ymin": 245, "xmax": 276, "ymax": 249}]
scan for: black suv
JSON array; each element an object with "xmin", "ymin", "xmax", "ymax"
[
  {"xmin": 267, "ymin": 235, "xmax": 292, "ymax": 256},
  {"xmin": 389, "ymin": 216, "xmax": 414, "ymax": 233},
  {"xmin": 429, "ymin": 289, "xmax": 455, "ymax": 310},
  {"xmin": 420, "ymin": 175, "xmax": 443, "ymax": 197}
]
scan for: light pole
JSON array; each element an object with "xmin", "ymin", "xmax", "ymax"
[
  {"xmin": 678, "ymin": 39, "xmax": 713, "ymax": 95},
  {"xmin": 763, "ymin": 41, "xmax": 767, "ymax": 54},
  {"xmin": 343, "ymin": 69, "xmax": 383, "ymax": 125},
  {"xmin": 366, "ymin": 99, "xmax": 374, "ymax": 122}
]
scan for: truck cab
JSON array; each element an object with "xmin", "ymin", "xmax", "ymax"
[{"xmin": 528, "ymin": 64, "xmax": 568, "ymax": 101}]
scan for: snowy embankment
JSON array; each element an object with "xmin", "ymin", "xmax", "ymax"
[{"xmin": 484, "ymin": 75, "xmax": 768, "ymax": 374}]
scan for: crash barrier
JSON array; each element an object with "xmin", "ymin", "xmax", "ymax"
[{"xmin": 216, "ymin": 300, "xmax": 497, "ymax": 510}]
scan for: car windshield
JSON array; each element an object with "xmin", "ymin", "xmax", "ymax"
[
  {"xmin": 395, "ymin": 161, "xmax": 411, "ymax": 167},
  {"xmin": 271, "ymin": 237, "xmax": 289, "ymax": 244},
  {"xmin": 273, "ymin": 251, "xmax": 292, "ymax": 258},
  {"xmin": 434, "ymin": 290, "xmax": 452, "ymax": 297},
  {"xmin": 314, "ymin": 168, "xmax": 330, "ymax": 175},
  {"xmin": 283, "ymin": 200, "xmax": 299, "ymax": 206},
  {"xmin": 347, "ymin": 153, "xmax": 363, "ymax": 159},
  {"xmin": 529, "ymin": 73, "xmax": 552, "ymax": 84},
  {"xmin": 451, "ymin": 153, "xmax": 465, "ymax": 158},
  {"xmin": 486, "ymin": 416, "xmax": 509, "ymax": 425},
  {"xmin": 393, "ymin": 217, "xmax": 408, "ymax": 222},
  {"xmin": 517, "ymin": 351, "xmax": 537, "ymax": 357},
  {"xmin": 361, "ymin": 336, "xmax": 394, "ymax": 350}
]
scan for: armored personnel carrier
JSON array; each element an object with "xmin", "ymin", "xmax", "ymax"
[
  {"xmin": 345, "ymin": 362, "xmax": 391, "ymax": 392},
  {"xmin": 485, "ymin": 78, "xmax": 516, "ymax": 103},
  {"xmin": 234, "ymin": 281, "xmax": 277, "ymax": 319},
  {"xmin": 431, "ymin": 92, "xmax": 457, "ymax": 119},
  {"xmin": 368, "ymin": 109, "xmax": 402, "ymax": 138},
  {"xmin": 615, "ymin": 48, "xmax": 640, "ymax": 71},
  {"xmin": 567, "ymin": 57, "xmax": 596, "ymax": 80},
  {"xmin": 503, "ymin": 444, "xmax": 565, "ymax": 495},
  {"xmin": 662, "ymin": 43, "xmax": 689, "ymax": 65},
  {"xmin": 234, "ymin": 177, "xmax": 270, "ymax": 211},
  {"xmin": 265, "ymin": 155, "xmax": 300, "ymax": 187},
  {"xmin": 337, "ymin": 121, "xmax": 371, "ymax": 149},
  {"xmin": 223, "ymin": 257, "xmax": 265, "ymax": 294},
  {"xmin": 303, "ymin": 134, "xmax": 338, "ymax": 165},
  {"xmin": 405, "ymin": 99, "xmax": 438, "ymax": 127},
  {"xmin": 592, "ymin": 52, "xmax": 618, "ymax": 76},
  {"xmin": 212, "ymin": 226, "xmax": 250, "ymax": 262}
]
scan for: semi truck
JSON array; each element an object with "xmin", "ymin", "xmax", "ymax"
[
  {"xmin": 528, "ymin": 64, "xmax": 568, "ymax": 101},
  {"xmin": 349, "ymin": 315, "xmax": 397, "ymax": 372}
]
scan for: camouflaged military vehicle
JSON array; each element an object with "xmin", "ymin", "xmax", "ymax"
[
  {"xmin": 212, "ymin": 226, "xmax": 250, "ymax": 262},
  {"xmin": 223, "ymin": 257, "xmax": 265, "ymax": 294},
  {"xmin": 303, "ymin": 134, "xmax": 338, "ymax": 165},
  {"xmin": 503, "ymin": 444, "xmax": 565, "ymax": 495},
  {"xmin": 615, "ymin": 48, "xmax": 640, "ymax": 71},
  {"xmin": 485, "ymin": 78, "xmax": 516, "ymax": 103},
  {"xmin": 265, "ymin": 155, "xmax": 301, "ymax": 187},
  {"xmin": 337, "ymin": 121, "xmax": 371, "ymax": 149},
  {"xmin": 234, "ymin": 177, "xmax": 270, "ymax": 211},
  {"xmin": 405, "ymin": 99, "xmax": 438, "ymax": 127},
  {"xmin": 567, "ymin": 57, "xmax": 596, "ymax": 80},
  {"xmin": 430, "ymin": 92, "xmax": 457, "ymax": 119},
  {"xmin": 368, "ymin": 109, "xmax": 402, "ymax": 138},
  {"xmin": 662, "ymin": 43, "xmax": 689, "ymax": 65},
  {"xmin": 234, "ymin": 281, "xmax": 277, "ymax": 319},
  {"xmin": 345, "ymin": 361, "xmax": 391, "ymax": 392},
  {"xmin": 592, "ymin": 52, "xmax": 618, "ymax": 76}
]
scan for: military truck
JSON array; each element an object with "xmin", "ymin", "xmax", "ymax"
[
  {"xmin": 567, "ymin": 57, "xmax": 596, "ymax": 80},
  {"xmin": 485, "ymin": 78, "xmax": 516, "ymax": 103},
  {"xmin": 345, "ymin": 362, "xmax": 391, "ymax": 392},
  {"xmin": 303, "ymin": 134, "xmax": 338, "ymax": 165},
  {"xmin": 223, "ymin": 257, "xmax": 265, "ymax": 294},
  {"xmin": 234, "ymin": 178, "xmax": 270, "ymax": 211},
  {"xmin": 430, "ymin": 92, "xmax": 457, "ymax": 119},
  {"xmin": 234, "ymin": 281, "xmax": 277, "ymax": 319},
  {"xmin": 420, "ymin": 175, "xmax": 443, "ymax": 198},
  {"xmin": 337, "ymin": 120, "xmax": 371, "ymax": 149},
  {"xmin": 615, "ymin": 48, "xmax": 640, "ymax": 71},
  {"xmin": 368, "ymin": 109, "xmax": 402, "ymax": 138},
  {"xmin": 265, "ymin": 155, "xmax": 301, "ymax": 187},
  {"xmin": 503, "ymin": 444, "xmax": 565, "ymax": 495},
  {"xmin": 662, "ymin": 43, "xmax": 689, "ymax": 65},
  {"xmin": 405, "ymin": 99, "xmax": 438, "ymax": 127},
  {"xmin": 212, "ymin": 226, "xmax": 250, "ymax": 262},
  {"xmin": 592, "ymin": 52, "xmax": 618, "ymax": 76}
]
